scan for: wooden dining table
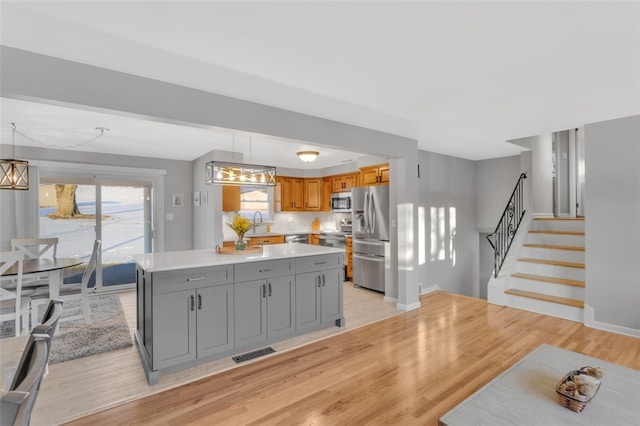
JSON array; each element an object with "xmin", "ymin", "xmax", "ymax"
[{"xmin": 1, "ymin": 257, "xmax": 83, "ymax": 298}]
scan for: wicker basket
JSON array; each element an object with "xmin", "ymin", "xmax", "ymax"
[{"xmin": 555, "ymin": 367, "xmax": 601, "ymax": 412}]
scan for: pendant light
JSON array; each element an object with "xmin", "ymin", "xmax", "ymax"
[
  {"xmin": 205, "ymin": 134, "xmax": 276, "ymax": 186},
  {"xmin": 0, "ymin": 123, "xmax": 29, "ymax": 190}
]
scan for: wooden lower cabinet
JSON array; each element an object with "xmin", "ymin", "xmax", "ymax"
[{"xmin": 247, "ymin": 235, "xmax": 285, "ymax": 246}]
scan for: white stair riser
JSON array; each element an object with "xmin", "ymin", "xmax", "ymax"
[
  {"xmin": 504, "ymin": 294, "xmax": 584, "ymax": 322},
  {"xmin": 522, "ymin": 247, "xmax": 585, "ymax": 263},
  {"xmin": 531, "ymin": 220, "xmax": 585, "ymax": 232},
  {"xmin": 505, "ymin": 295, "xmax": 584, "ymax": 322},
  {"xmin": 517, "ymin": 262, "xmax": 585, "ymax": 280},
  {"xmin": 527, "ymin": 233, "xmax": 585, "ymax": 246},
  {"xmin": 509, "ymin": 278, "xmax": 585, "ymax": 299}
]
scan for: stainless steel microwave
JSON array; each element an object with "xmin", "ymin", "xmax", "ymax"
[{"xmin": 331, "ymin": 192, "xmax": 352, "ymax": 212}]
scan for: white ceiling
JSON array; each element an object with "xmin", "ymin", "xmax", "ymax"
[{"xmin": 1, "ymin": 1, "xmax": 638, "ymax": 163}]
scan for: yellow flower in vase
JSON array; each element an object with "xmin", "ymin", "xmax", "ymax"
[{"xmin": 227, "ymin": 215, "xmax": 252, "ymax": 250}]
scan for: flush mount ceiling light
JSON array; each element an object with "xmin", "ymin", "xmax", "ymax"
[
  {"xmin": 0, "ymin": 123, "xmax": 29, "ymax": 190},
  {"xmin": 297, "ymin": 150, "xmax": 319, "ymax": 163}
]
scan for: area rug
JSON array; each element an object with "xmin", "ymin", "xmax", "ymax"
[{"xmin": 1, "ymin": 294, "xmax": 133, "ymax": 364}]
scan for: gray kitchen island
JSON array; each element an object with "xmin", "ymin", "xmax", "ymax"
[{"xmin": 133, "ymin": 243, "xmax": 345, "ymax": 385}]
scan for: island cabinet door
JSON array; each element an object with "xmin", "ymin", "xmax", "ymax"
[
  {"xmin": 152, "ymin": 289, "xmax": 197, "ymax": 370},
  {"xmin": 234, "ymin": 280, "xmax": 267, "ymax": 348},
  {"xmin": 295, "ymin": 271, "xmax": 321, "ymax": 331},
  {"xmin": 196, "ymin": 284, "xmax": 234, "ymax": 358},
  {"xmin": 266, "ymin": 275, "xmax": 295, "ymax": 340},
  {"xmin": 320, "ymin": 268, "xmax": 343, "ymax": 324}
]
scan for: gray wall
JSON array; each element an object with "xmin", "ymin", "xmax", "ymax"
[
  {"xmin": 475, "ymin": 155, "xmax": 522, "ymax": 232},
  {"xmin": 418, "ymin": 150, "xmax": 478, "ymax": 297},
  {"xmin": 1, "ymin": 46, "xmax": 421, "ymax": 308},
  {"xmin": 584, "ymin": 115, "xmax": 640, "ymax": 330},
  {"xmin": 509, "ymin": 134, "xmax": 553, "ymax": 215},
  {"xmin": 0, "ymin": 145, "xmax": 193, "ymax": 252}
]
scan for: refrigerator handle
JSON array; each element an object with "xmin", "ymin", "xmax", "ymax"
[
  {"xmin": 370, "ymin": 192, "xmax": 376, "ymax": 234},
  {"xmin": 363, "ymin": 191, "xmax": 370, "ymax": 232}
]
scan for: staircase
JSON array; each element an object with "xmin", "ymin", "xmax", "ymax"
[{"xmin": 504, "ymin": 217, "xmax": 585, "ymax": 322}]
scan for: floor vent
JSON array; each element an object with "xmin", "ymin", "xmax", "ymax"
[{"xmin": 232, "ymin": 347, "xmax": 276, "ymax": 364}]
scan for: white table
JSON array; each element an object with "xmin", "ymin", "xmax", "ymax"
[
  {"xmin": 439, "ymin": 344, "xmax": 640, "ymax": 426},
  {"xmin": 1, "ymin": 258, "xmax": 83, "ymax": 298}
]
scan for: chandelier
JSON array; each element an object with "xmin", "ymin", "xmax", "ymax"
[
  {"xmin": 205, "ymin": 161, "xmax": 276, "ymax": 186},
  {"xmin": 0, "ymin": 123, "xmax": 29, "ymax": 190}
]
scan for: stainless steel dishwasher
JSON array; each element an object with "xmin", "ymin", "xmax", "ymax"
[{"xmin": 285, "ymin": 234, "xmax": 309, "ymax": 244}]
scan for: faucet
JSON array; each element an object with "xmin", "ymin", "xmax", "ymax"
[{"xmin": 252, "ymin": 211, "xmax": 263, "ymax": 233}]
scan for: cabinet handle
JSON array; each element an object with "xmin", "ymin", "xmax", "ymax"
[
  {"xmin": 262, "ymin": 284, "xmax": 266, "ymax": 298},
  {"xmin": 268, "ymin": 283, "xmax": 272, "ymax": 297},
  {"xmin": 322, "ymin": 274, "xmax": 326, "ymax": 287},
  {"xmin": 186, "ymin": 276, "xmax": 204, "ymax": 282},
  {"xmin": 198, "ymin": 293, "xmax": 202, "ymax": 310},
  {"xmin": 190, "ymin": 295, "xmax": 195, "ymax": 311},
  {"xmin": 314, "ymin": 261, "xmax": 327, "ymax": 265},
  {"xmin": 260, "ymin": 268, "xmax": 272, "ymax": 273},
  {"xmin": 317, "ymin": 275, "xmax": 321, "ymax": 288}
]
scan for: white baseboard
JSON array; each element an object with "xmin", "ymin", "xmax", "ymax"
[
  {"xmin": 383, "ymin": 296, "xmax": 398, "ymax": 304},
  {"xmin": 420, "ymin": 285, "xmax": 441, "ymax": 295},
  {"xmin": 533, "ymin": 212, "xmax": 555, "ymax": 217},
  {"xmin": 584, "ymin": 304, "xmax": 640, "ymax": 338},
  {"xmin": 396, "ymin": 301, "xmax": 421, "ymax": 312}
]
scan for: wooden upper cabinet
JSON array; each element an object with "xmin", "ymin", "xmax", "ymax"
[
  {"xmin": 331, "ymin": 173, "xmax": 358, "ymax": 193},
  {"xmin": 304, "ymin": 178, "xmax": 322, "ymax": 211},
  {"xmin": 322, "ymin": 178, "xmax": 332, "ymax": 211},
  {"xmin": 277, "ymin": 176, "xmax": 304, "ymax": 211},
  {"xmin": 359, "ymin": 164, "xmax": 389, "ymax": 186},
  {"xmin": 222, "ymin": 185, "xmax": 241, "ymax": 212},
  {"xmin": 291, "ymin": 178, "xmax": 304, "ymax": 211}
]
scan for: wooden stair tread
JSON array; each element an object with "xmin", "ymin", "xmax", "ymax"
[
  {"xmin": 528, "ymin": 230, "xmax": 585, "ymax": 235},
  {"xmin": 523, "ymin": 243, "xmax": 585, "ymax": 251},
  {"xmin": 505, "ymin": 289, "xmax": 584, "ymax": 308},
  {"xmin": 511, "ymin": 273, "xmax": 585, "ymax": 288},
  {"xmin": 533, "ymin": 217, "xmax": 585, "ymax": 221},
  {"xmin": 517, "ymin": 258, "xmax": 585, "ymax": 269}
]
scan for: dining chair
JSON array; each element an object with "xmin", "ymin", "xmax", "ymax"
[
  {"xmin": 31, "ymin": 240, "xmax": 100, "ymax": 326},
  {"xmin": 9, "ymin": 238, "xmax": 59, "ymax": 290},
  {"xmin": 11, "ymin": 238, "xmax": 59, "ymax": 260},
  {"xmin": 0, "ymin": 250, "xmax": 31, "ymax": 337},
  {"xmin": 0, "ymin": 391, "xmax": 30, "ymax": 426},
  {"xmin": 3, "ymin": 333, "xmax": 50, "ymax": 426}
]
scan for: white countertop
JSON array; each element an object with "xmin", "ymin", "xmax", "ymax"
[{"xmin": 133, "ymin": 243, "xmax": 345, "ymax": 272}]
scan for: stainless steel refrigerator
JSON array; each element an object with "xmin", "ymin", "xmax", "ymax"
[{"xmin": 351, "ymin": 185, "xmax": 390, "ymax": 292}]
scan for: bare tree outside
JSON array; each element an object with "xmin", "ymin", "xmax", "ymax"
[{"xmin": 48, "ymin": 184, "xmax": 96, "ymax": 219}]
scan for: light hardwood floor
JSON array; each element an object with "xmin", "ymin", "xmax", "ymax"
[
  {"xmin": 62, "ymin": 291, "xmax": 640, "ymax": 426},
  {"xmin": 30, "ymin": 282, "xmax": 402, "ymax": 425}
]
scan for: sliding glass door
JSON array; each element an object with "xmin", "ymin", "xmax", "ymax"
[
  {"xmin": 39, "ymin": 171, "xmax": 155, "ymax": 291},
  {"xmin": 97, "ymin": 178, "xmax": 152, "ymax": 290}
]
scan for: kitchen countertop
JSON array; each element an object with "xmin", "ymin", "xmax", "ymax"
[
  {"xmin": 133, "ymin": 243, "xmax": 345, "ymax": 272},
  {"xmin": 223, "ymin": 230, "xmax": 342, "ymax": 241}
]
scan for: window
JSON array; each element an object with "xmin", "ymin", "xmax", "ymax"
[{"xmin": 237, "ymin": 186, "xmax": 274, "ymax": 222}]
